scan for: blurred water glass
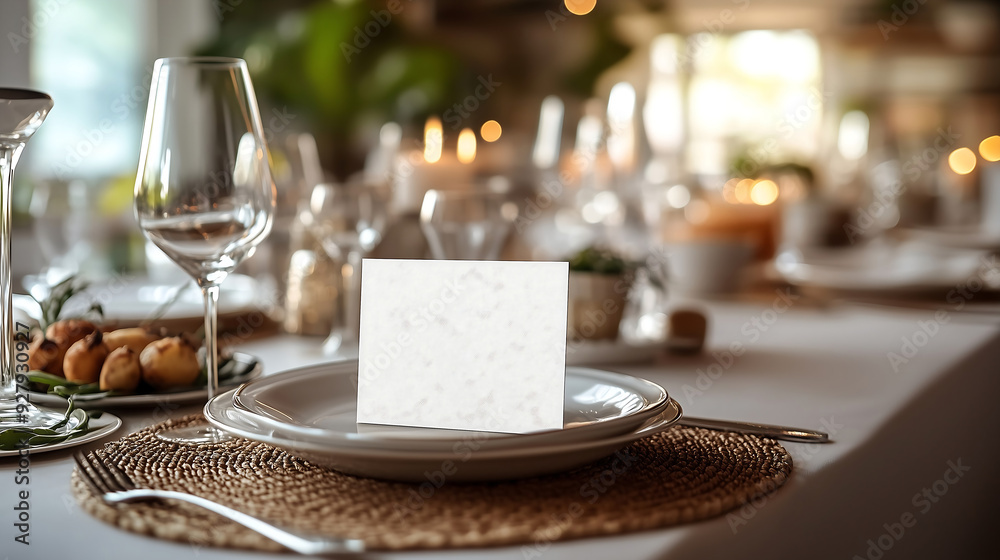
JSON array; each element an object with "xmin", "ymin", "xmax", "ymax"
[
  {"xmin": 308, "ymin": 180, "xmax": 386, "ymax": 354},
  {"xmin": 420, "ymin": 189, "xmax": 517, "ymax": 260},
  {"xmin": 28, "ymin": 178, "xmax": 104, "ymax": 286}
]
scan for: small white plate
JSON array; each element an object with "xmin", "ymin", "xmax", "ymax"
[
  {"xmin": 229, "ymin": 361, "xmax": 670, "ymax": 452},
  {"xmin": 28, "ymin": 353, "xmax": 262, "ymax": 409},
  {"xmin": 774, "ymin": 242, "xmax": 994, "ymax": 293},
  {"xmin": 208, "ymin": 390, "xmax": 681, "ymax": 482},
  {"xmin": 0, "ymin": 412, "xmax": 122, "ymax": 458}
]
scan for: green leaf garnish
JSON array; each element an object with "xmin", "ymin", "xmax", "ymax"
[{"xmin": 0, "ymin": 400, "xmax": 98, "ymax": 451}]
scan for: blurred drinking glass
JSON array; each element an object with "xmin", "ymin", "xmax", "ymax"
[
  {"xmin": 28, "ymin": 179, "xmax": 94, "ymax": 287},
  {"xmin": 419, "ymin": 190, "xmax": 516, "ymax": 260},
  {"xmin": 308, "ymin": 180, "xmax": 385, "ymax": 354}
]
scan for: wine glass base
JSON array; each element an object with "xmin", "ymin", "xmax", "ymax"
[
  {"xmin": 156, "ymin": 425, "xmax": 232, "ymax": 445},
  {"xmin": 0, "ymin": 399, "xmax": 70, "ymax": 430}
]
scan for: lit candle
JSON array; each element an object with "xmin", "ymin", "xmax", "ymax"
[
  {"xmin": 389, "ymin": 116, "xmax": 473, "ymax": 213},
  {"xmin": 424, "ymin": 117, "xmax": 443, "ymax": 163},
  {"xmin": 457, "ymin": 128, "xmax": 476, "ymax": 164}
]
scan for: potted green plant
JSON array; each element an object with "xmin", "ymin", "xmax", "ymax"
[{"xmin": 567, "ymin": 247, "xmax": 633, "ymax": 341}]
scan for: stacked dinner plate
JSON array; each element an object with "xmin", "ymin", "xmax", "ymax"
[{"xmin": 205, "ymin": 361, "xmax": 682, "ymax": 482}]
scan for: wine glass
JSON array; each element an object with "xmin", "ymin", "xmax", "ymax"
[
  {"xmin": 308, "ymin": 180, "xmax": 385, "ymax": 355},
  {"xmin": 1, "ymin": 89, "xmax": 60, "ymax": 430},
  {"xmin": 28, "ymin": 179, "xmax": 99, "ymax": 289},
  {"xmin": 419, "ymin": 189, "xmax": 516, "ymax": 260},
  {"xmin": 134, "ymin": 57, "xmax": 275, "ymax": 443}
]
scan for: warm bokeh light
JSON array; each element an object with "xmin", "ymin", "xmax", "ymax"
[
  {"xmin": 734, "ymin": 178, "xmax": 754, "ymax": 204},
  {"xmin": 750, "ymin": 180, "xmax": 779, "ymax": 206},
  {"xmin": 979, "ymin": 135, "xmax": 1000, "ymax": 162},
  {"xmin": 948, "ymin": 147, "xmax": 976, "ymax": 175},
  {"xmin": 722, "ymin": 178, "xmax": 740, "ymax": 204},
  {"xmin": 565, "ymin": 0, "xmax": 596, "ymax": 16},
  {"xmin": 457, "ymin": 128, "xmax": 477, "ymax": 164},
  {"xmin": 423, "ymin": 117, "xmax": 443, "ymax": 163},
  {"xmin": 480, "ymin": 120, "xmax": 502, "ymax": 143}
]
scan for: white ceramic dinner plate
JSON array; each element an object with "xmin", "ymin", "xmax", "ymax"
[
  {"xmin": 207, "ymin": 388, "xmax": 681, "ymax": 482},
  {"xmin": 774, "ymin": 241, "xmax": 995, "ymax": 293},
  {"xmin": 229, "ymin": 361, "xmax": 670, "ymax": 452},
  {"xmin": 0, "ymin": 412, "xmax": 122, "ymax": 458},
  {"xmin": 28, "ymin": 353, "xmax": 262, "ymax": 409}
]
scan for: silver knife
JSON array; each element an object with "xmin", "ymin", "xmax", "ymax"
[{"xmin": 679, "ymin": 416, "xmax": 830, "ymax": 443}]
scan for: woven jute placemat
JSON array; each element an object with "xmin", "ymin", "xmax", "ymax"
[{"xmin": 72, "ymin": 414, "xmax": 792, "ymax": 552}]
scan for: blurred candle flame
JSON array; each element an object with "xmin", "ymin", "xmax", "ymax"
[
  {"xmin": 481, "ymin": 120, "xmax": 502, "ymax": 143},
  {"xmin": 457, "ymin": 128, "xmax": 476, "ymax": 164},
  {"xmin": 424, "ymin": 117, "xmax": 443, "ymax": 163},
  {"xmin": 750, "ymin": 180, "xmax": 779, "ymax": 205},
  {"xmin": 565, "ymin": 0, "xmax": 596, "ymax": 16},
  {"xmin": 734, "ymin": 178, "xmax": 754, "ymax": 204},
  {"xmin": 948, "ymin": 147, "xmax": 976, "ymax": 175},
  {"xmin": 722, "ymin": 178, "xmax": 740, "ymax": 204},
  {"xmin": 979, "ymin": 135, "xmax": 1000, "ymax": 162}
]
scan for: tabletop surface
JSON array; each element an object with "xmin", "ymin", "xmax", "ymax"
[{"xmin": 2, "ymin": 298, "xmax": 998, "ymax": 560}]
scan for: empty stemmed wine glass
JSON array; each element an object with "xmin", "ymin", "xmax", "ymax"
[
  {"xmin": 308, "ymin": 180, "xmax": 385, "ymax": 354},
  {"xmin": 1, "ymin": 89, "xmax": 60, "ymax": 430},
  {"xmin": 134, "ymin": 57, "xmax": 275, "ymax": 443},
  {"xmin": 420, "ymin": 189, "xmax": 516, "ymax": 260}
]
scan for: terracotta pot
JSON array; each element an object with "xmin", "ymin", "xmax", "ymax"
[{"xmin": 567, "ymin": 271, "xmax": 632, "ymax": 340}]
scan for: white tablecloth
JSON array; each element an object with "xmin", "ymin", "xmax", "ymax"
[{"xmin": 3, "ymin": 300, "xmax": 998, "ymax": 560}]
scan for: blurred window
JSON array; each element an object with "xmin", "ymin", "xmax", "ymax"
[
  {"xmin": 29, "ymin": 0, "xmax": 146, "ymax": 179},
  {"xmin": 686, "ymin": 30, "xmax": 822, "ymax": 175}
]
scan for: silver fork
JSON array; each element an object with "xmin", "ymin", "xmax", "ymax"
[{"xmin": 73, "ymin": 451, "xmax": 366, "ymax": 556}]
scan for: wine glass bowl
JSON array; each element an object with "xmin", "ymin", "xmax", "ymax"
[
  {"xmin": 0, "ymin": 88, "xmax": 53, "ymax": 142},
  {"xmin": 133, "ymin": 57, "xmax": 275, "ymax": 442},
  {"xmin": 308, "ymin": 181, "xmax": 384, "ymax": 257},
  {"xmin": 420, "ymin": 189, "xmax": 516, "ymax": 260},
  {"xmin": 135, "ymin": 59, "xmax": 274, "ymax": 287}
]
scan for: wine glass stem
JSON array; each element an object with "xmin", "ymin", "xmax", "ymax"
[
  {"xmin": 345, "ymin": 251, "xmax": 362, "ymax": 339},
  {"xmin": 201, "ymin": 284, "xmax": 221, "ymax": 401},
  {"xmin": 1, "ymin": 145, "xmax": 23, "ymax": 401}
]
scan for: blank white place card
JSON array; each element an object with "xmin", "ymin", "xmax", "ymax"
[{"xmin": 356, "ymin": 259, "xmax": 568, "ymax": 434}]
